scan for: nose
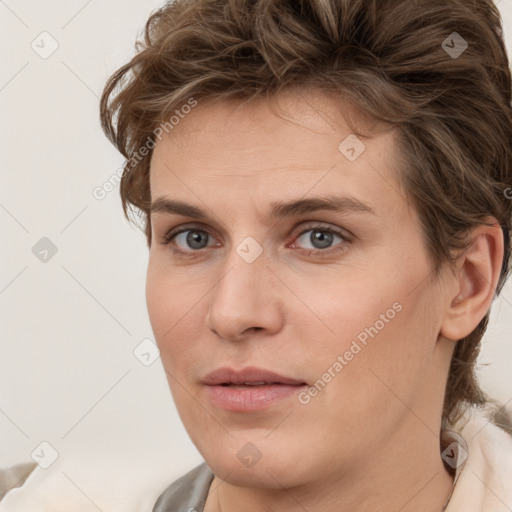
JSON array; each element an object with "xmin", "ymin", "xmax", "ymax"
[{"xmin": 205, "ymin": 244, "xmax": 284, "ymax": 342}]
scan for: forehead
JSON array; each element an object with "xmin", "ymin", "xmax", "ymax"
[
  {"xmin": 152, "ymin": 89, "xmax": 388, "ymax": 156},
  {"xmin": 149, "ymin": 90, "xmax": 409, "ymax": 219}
]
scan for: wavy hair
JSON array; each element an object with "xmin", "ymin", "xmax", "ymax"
[{"xmin": 99, "ymin": 0, "xmax": 512, "ymax": 431}]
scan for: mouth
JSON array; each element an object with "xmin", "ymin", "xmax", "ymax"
[
  {"xmin": 202, "ymin": 366, "xmax": 308, "ymax": 411},
  {"xmin": 220, "ymin": 381, "xmax": 293, "ymax": 387},
  {"xmin": 202, "ymin": 366, "xmax": 307, "ymax": 386}
]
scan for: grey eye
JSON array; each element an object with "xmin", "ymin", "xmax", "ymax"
[{"xmin": 175, "ymin": 230, "xmax": 211, "ymax": 250}]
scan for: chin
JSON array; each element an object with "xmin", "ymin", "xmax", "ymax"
[
  {"xmin": 210, "ymin": 457, "xmax": 298, "ymax": 489},
  {"xmin": 200, "ymin": 440, "xmax": 308, "ymax": 489}
]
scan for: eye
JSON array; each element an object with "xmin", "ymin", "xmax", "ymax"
[
  {"xmin": 290, "ymin": 224, "xmax": 350, "ymax": 255},
  {"xmin": 160, "ymin": 222, "xmax": 352, "ymax": 257},
  {"xmin": 162, "ymin": 224, "xmax": 218, "ymax": 253}
]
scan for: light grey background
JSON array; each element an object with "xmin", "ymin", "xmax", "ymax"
[{"xmin": 1, "ymin": 0, "xmax": 512, "ymax": 499}]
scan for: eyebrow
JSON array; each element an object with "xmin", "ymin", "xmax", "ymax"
[{"xmin": 150, "ymin": 195, "xmax": 376, "ymax": 221}]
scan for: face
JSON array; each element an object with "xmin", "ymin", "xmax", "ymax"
[{"xmin": 146, "ymin": 90, "xmax": 453, "ymax": 490}]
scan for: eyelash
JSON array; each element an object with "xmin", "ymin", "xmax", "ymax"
[{"xmin": 160, "ymin": 222, "xmax": 353, "ymax": 258}]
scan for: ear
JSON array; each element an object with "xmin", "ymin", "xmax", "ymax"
[{"xmin": 440, "ymin": 217, "xmax": 504, "ymax": 341}]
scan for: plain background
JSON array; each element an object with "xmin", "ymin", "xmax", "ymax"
[{"xmin": 1, "ymin": 0, "xmax": 512, "ymax": 494}]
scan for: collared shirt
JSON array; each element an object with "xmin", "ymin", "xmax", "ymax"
[
  {"xmin": 0, "ymin": 463, "xmax": 36, "ymax": 502},
  {"xmin": 152, "ymin": 403, "xmax": 512, "ymax": 512}
]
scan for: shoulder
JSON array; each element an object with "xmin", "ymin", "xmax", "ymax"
[
  {"xmin": 152, "ymin": 462, "xmax": 214, "ymax": 512},
  {"xmin": 0, "ymin": 462, "xmax": 37, "ymax": 501},
  {"xmin": 445, "ymin": 402, "xmax": 512, "ymax": 511},
  {"xmin": 0, "ymin": 450, "xmax": 206, "ymax": 512}
]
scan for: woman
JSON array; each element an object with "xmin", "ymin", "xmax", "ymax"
[{"xmin": 99, "ymin": 0, "xmax": 512, "ymax": 510}]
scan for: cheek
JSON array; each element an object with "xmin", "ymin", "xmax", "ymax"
[
  {"xmin": 146, "ymin": 255, "xmax": 197, "ymax": 331},
  {"xmin": 146, "ymin": 265, "xmax": 185, "ymax": 351},
  {"xmin": 290, "ymin": 271, "xmax": 400, "ymax": 351},
  {"xmin": 299, "ymin": 267, "xmax": 434, "ymax": 394},
  {"xmin": 297, "ymin": 298, "xmax": 435, "ymax": 449},
  {"xmin": 145, "ymin": 263, "xmax": 207, "ymax": 374},
  {"xmin": 333, "ymin": 289, "xmax": 438, "ymax": 418},
  {"xmin": 145, "ymin": 265, "xmax": 170, "ymax": 338}
]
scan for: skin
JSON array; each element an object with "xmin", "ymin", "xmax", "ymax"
[{"xmin": 146, "ymin": 89, "xmax": 503, "ymax": 512}]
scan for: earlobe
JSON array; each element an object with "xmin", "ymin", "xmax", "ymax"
[{"xmin": 440, "ymin": 218, "xmax": 504, "ymax": 342}]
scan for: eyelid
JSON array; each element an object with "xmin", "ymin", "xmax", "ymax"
[
  {"xmin": 294, "ymin": 221, "xmax": 354, "ymax": 241},
  {"xmin": 161, "ymin": 222, "xmax": 218, "ymax": 244}
]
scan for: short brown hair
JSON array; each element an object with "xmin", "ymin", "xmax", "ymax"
[{"xmin": 99, "ymin": 0, "xmax": 512, "ymax": 429}]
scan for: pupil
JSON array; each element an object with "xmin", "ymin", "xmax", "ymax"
[
  {"xmin": 312, "ymin": 230, "xmax": 332, "ymax": 249},
  {"xmin": 187, "ymin": 231, "xmax": 207, "ymax": 249}
]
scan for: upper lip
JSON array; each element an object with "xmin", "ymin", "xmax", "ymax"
[{"xmin": 202, "ymin": 366, "xmax": 306, "ymax": 386}]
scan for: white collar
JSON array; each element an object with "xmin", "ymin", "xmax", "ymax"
[{"xmin": 442, "ymin": 402, "xmax": 512, "ymax": 511}]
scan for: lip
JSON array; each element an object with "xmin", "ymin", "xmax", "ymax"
[
  {"xmin": 202, "ymin": 366, "xmax": 306, "ymax": 386},
  {"xmin": 202, "ymin": 366, "xmax": 307, "ymax": 412}
]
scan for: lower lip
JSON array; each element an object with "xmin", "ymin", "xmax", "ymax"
[{"xmin": 205, "ymin": 384, "xmax": 306, "ymax": 411}]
